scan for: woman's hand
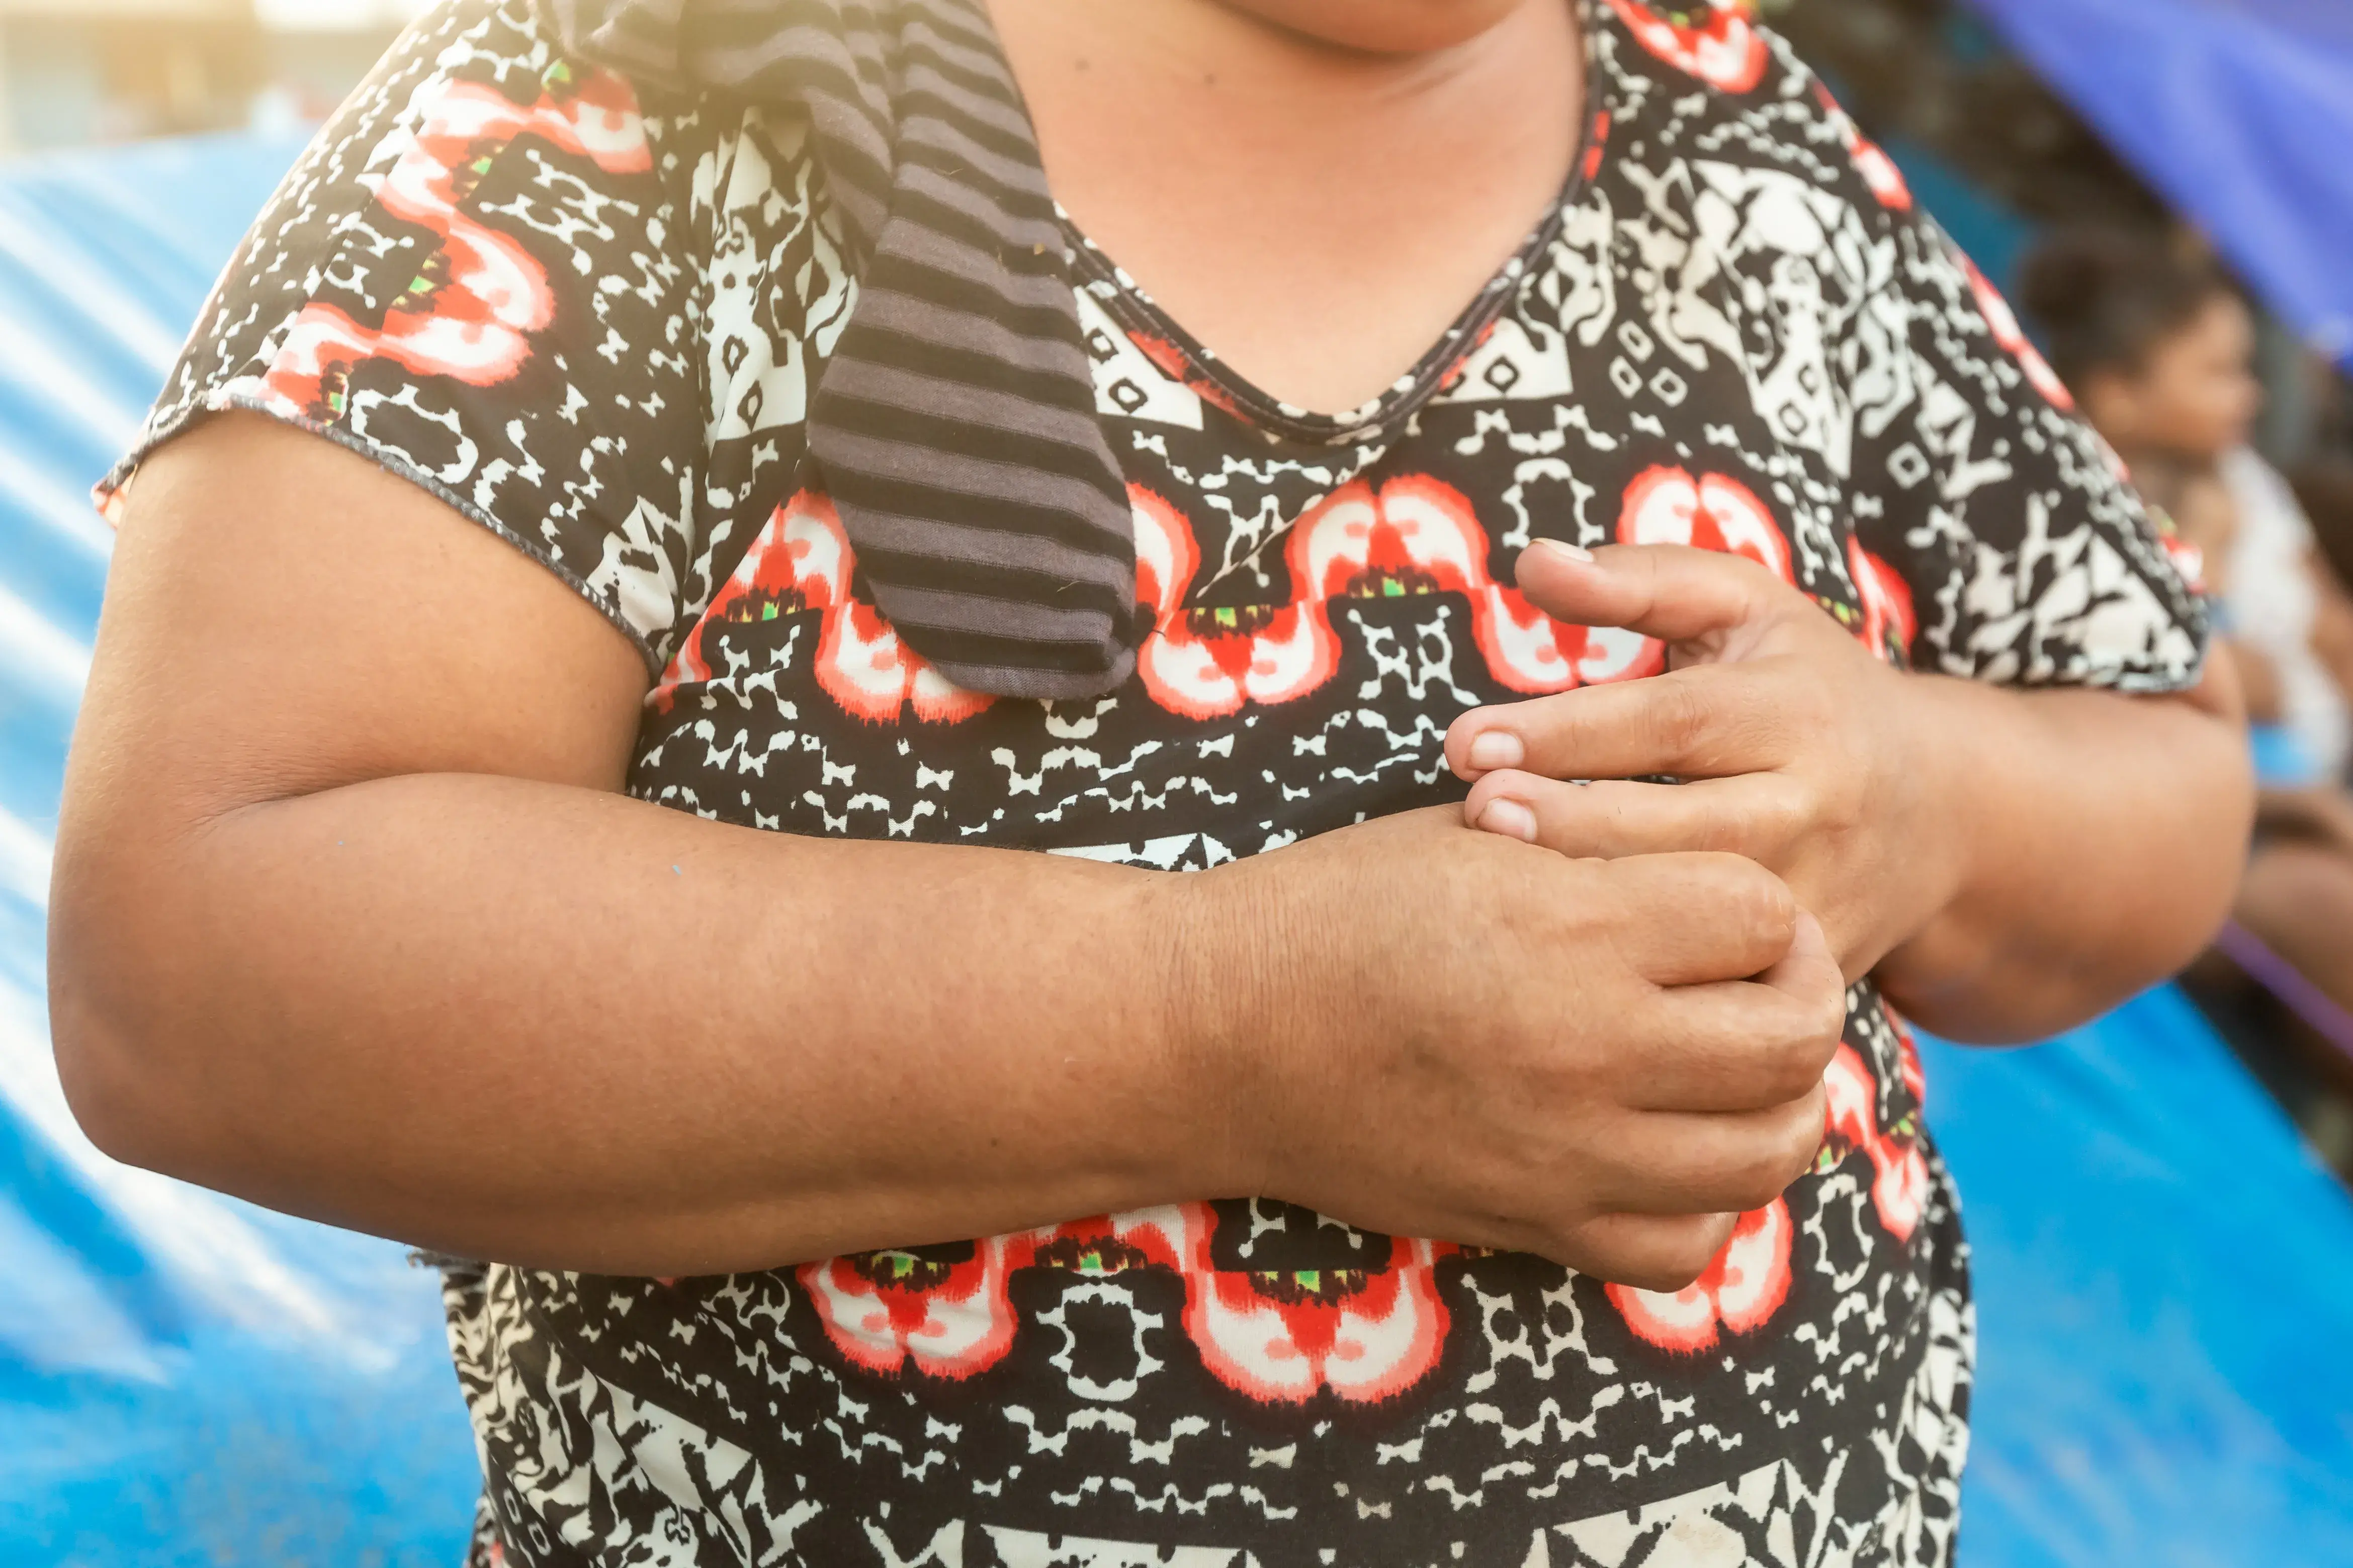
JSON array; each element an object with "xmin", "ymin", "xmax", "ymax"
[
  {"xmin": 1445, "ymin": 540, "xmax": 1961, "ymax": 982},
  {"xmin": 1187, "ymin": 807, "xmax": 1848, "ymax": 1290}
]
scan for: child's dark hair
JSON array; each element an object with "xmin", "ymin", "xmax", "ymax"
[{"xmin": 2016, "ymin": 227, "xmax": 2236, "ymax": 389}]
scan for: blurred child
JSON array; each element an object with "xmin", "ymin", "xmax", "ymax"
[
  {"xmin": 2025, "ymin": 227, "xmax": 2353, "ymax": 1015},
  {"xmin": 2131, "ymin": 454, "xmax": 2288, "ymax": 727}
]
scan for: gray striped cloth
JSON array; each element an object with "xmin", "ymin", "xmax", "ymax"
[{"xmin": 539, "ymin": 0, "xmax": 1145, "ymax": 699}]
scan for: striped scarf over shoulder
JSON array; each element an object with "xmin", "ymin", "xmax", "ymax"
[{"xmin": 540, "ymin": 0, "xmax": 1145, "ymax": 700}]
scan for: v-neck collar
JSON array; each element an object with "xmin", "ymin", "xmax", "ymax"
[{"xmin": 1048, "ymin": 0, "xmax": 1612, "ymax": 451}]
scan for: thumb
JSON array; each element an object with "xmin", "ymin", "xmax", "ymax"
[{"xmin": 1515, "ymin": 538, "xmax": 1791, "ymax": 652}]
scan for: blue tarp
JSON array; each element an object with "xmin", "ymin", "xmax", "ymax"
[
  {"xmin": 1963, "ymin": 0, "xmax": 2353, "ymax": 364},
  {"xmin": 0, "ymin": 134, "xmax": 481, "ymax": 1567},
  {"xmin": 3, "ymin": 128, "xmax": 2352, "ymax": 1566}
]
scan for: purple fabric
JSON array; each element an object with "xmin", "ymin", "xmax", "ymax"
[{"xmin": 1964, "ymin": 0, "xmax": 2353, "ymax": 365}]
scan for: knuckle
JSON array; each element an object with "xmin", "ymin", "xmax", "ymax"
[
  {"xmin": 1641, "ymin": 1255, "xmax": 1718, "ymax": 1295},
  {"xmin": 1725, "ymin": 1136, "xmax": 1804, "ymax": 1210},
  {"xmin": 1818, "ymin": 771, "xmax": 1866, "ymax": 835},
  {"xmin": 1782, "ymin": 1086, "xmax": 1834, "ymax": 1167},
  {"xmin": 1653, "ymin": 679, "xmax": 1715, "ymax": 757},
  {"xmin": 1711, "ymin": 859, "xmax": 1796, "ymax": 945},
  {"xmin": 1608, "ymin": 1243, "xmax": 1715, "ymax": 1296},
  {"xmin": 1765, "ymin": 1032, "xmax": 1832, "ymax": 1103},
  {"xmin": 1759, "ymin": 783, "xmax": 1812, "ymax": 844},
  {"xmin": 1731, "ymin": 1165, "xmax": 1795, "ymax": 1215},
  {"xmin": 1815, "ymin": 985, "xmax": 1854, "ymax": 1045},
  {"xmin": 1691, "ymin": 798, "xmax": 1748, "ymax": 856}
]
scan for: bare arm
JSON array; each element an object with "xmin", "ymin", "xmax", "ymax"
[
  {"xmin": 51, "ymin": 416, "xmax": 1845, "ymax": 1286},
  {"xmin": 52, "ymin": 417, "xmax": 1233, "ymax": 1274},
  {"xmin": 1451, "ymin": 541, "xmax": 2252, "ymax": 1047},
  {"xmin": 1866, "ymin": 663, "xmax": 2249, "ymax": 1042}
]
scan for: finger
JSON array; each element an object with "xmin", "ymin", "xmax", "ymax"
[
  {"xmin": 1595, "ymin": 1085, "xmax": 1831, "ymax": 1218},
  {"xmin": 1465, "ymin": 771, "xmax": 1806, "ymax": 866},
  {"xmin": 1555, "ymin": 1210, "xmax": 1740, "ymax": 1293},
  {"xmin": 1447, "ymin": 660, "xmax": 1796, "ymax": 784},
  {"xmin": 1622, "ymin": 975, "xmax": 1849, "ymax": 1116},
  {"xmin": 1594, "ymin": 851, "xmax": 1798, "ymax": 986},
  {"xmin": 1756, "ymin": 909, "xmax": 1847, "ymax": 1021},
  {"xmin": 1514, "ymin": 537, "xmax": 1788, "ymax": 647}
]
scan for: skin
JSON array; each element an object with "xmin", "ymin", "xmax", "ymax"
[
  {"xmin": 50, "ymin": 0, "xmax": 2251, "ymax": 1290},
  {"xmin": 988, "ymin": 0, "xmax": 1584, "ymax": 413}
]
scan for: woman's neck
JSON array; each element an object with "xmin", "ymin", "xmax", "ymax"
[{"xmin": 988, "ymin": 0, "xmax": 1585, "ymax": 415}]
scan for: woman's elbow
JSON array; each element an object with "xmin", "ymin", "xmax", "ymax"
[
  {"xmin": 1884, "ymin": 720, "xmax": 2254, "ymax": 1044},
  {"xmin": 47, "ymin": 852, "xmax": 220, "ymax": 1177}
]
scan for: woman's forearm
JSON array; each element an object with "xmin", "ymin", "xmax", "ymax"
[
  {"xmin": 52, "ymin": 771, "xmax": 1234, "ymax": 1275},
  {"xmin": 57, "ymin": 415, "xmax": 1855, "ymax": 1293},
  {"xmin": 1875, "ymin": 671, "xmax": 2252, "ymax": 1043}
]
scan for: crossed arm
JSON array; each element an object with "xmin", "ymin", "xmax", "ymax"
[{"xmin": 48, "ymin": 416, "xmax": 2251, "ymax": 1285}]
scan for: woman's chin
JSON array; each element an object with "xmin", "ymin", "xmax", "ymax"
[{"xmin": 1219, "ymin": 0, "xmax": 1535, "ymax": 53}]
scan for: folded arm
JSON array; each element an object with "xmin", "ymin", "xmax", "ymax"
[{"xmin": 51, "ymin": 416, "xmax": 1847, "ymax": 1286}]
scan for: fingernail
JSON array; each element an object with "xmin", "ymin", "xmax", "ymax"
[
  {"xmin": 1467, "ymin": 730, "xmax": 1525, "ymax": 772},
  {"xmin": 1529, "ymin": 538, "xmax": 1596, "ymax": 564},
  {"xmin": 1479, "ymin": 797, "xmax": 1540, "ymax": 844}
]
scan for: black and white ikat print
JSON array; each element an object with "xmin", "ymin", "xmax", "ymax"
[{"xmin": 111, "ymin": 2, "xmax": 2204, "ymax": 1563}]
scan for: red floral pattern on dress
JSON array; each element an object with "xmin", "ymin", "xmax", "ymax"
[
  {"xmin": 656, "ymin": 491, "xmax": 993, "ymax": 724},
  {"xmin": 1606, "ymin": 1200, "xmax": 1795, "ymax": 1352},
  {"xmin": 1849, "ymin": 535, "xmax": 1919, "ymax": 664},
  {"xmin": 1297, "ymin": 476, "xmax": 1663, "ymax": 694},
  {"xmin": 1043, "ymin": 1205, "xmax": 1454, "ymax": 1407},
  {"xmin": 1964, "ymin": 259, "xmax": 2077, "ymax": 412},
  {"xmin": 262, "ymin": 66, "xmax": 650, "ymax": 420},
  {"xmin": 799, "ymin": 1204, "xmax": 1453, "ymax": 1406},
  {"xmin": 1135, "ymin": 477, "xmax": 1662, "ymax": 713},
  {"xmin": 1186, "ymin": 1234, "xmax": 1453, "ymax": 1407},
  {"xmin": 800, "ymin": 1237, "xmax": 1022, "ymax": 1380},
  {"xmin": 1604, "ymin": 0, "xmax": 1769, "ymax": 94},
  {"xmin": 1619, "ymin": 466, "xmax": 1794, "ymax": 583},
  {"xmin": 1822, "ymin": 1043, "xmax": 1930, "ymax": 1243},
  {"xmin": 1132, "ymin": 487, "xmax": 1344, "ymax": 718}
]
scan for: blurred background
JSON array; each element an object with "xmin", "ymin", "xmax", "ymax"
[
  {"xmin": 0, "ymin": 1, "xmax": 420, "ymax": 151},
  {"xmin": 4, "ymin": 1, "xmax": 2353, "ymax": 1564}
]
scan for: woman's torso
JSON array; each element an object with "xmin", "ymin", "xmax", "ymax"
[{"xmin": 115, "ymin": 1, "xmax": 2207, "ymax": 1561}]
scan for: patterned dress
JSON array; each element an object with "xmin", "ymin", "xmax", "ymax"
[{"xmin": 104, "ymin": 2, "xmax": 2207, "ymax": 1563}]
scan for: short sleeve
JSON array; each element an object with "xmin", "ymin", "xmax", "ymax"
[
  {"xmin": 98, "ymin": 1, "xmax": 708, "ymax": 674},
  {"xmin": 1845, "ymin": 203, "xmax": 2209, "ymax": 692}
]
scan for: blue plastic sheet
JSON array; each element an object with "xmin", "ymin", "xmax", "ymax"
[
  {"xmin": 1924, "ymin": 992, "xmax": 2353, "ymax": 1567},
  {"xmin": 4, "ymin": 127, "xmax": 2352, "ymax": 1566},
  {"xmin": 0, "ymin": 134, "xmax": 480, "ymax": 1568},
  {"xmin": 1962, "ymin": 0, "xmax": 2353, "ymax": 364}
]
